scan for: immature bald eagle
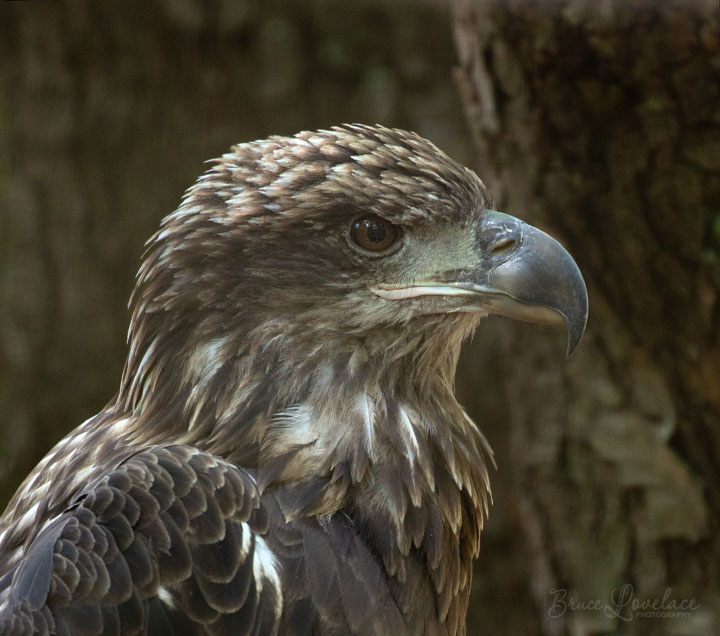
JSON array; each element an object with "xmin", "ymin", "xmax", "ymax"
[{"xmin": 0, "ymin": 125, "xmax": 587, "ymax": 636}]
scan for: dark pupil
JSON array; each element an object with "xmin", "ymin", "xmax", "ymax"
[{"xmin": 365, "ymin": 221, "xmax": 386, "ymax": 243}]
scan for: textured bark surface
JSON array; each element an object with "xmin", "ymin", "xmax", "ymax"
[{"xmin": 454, "ymin": 1, "xmax": 720, "ymax": 634}]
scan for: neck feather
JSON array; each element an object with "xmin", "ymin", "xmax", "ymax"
[
  {"xmin": 115, "ymin": 307, "xmax": 492, "ymax": 540},
  {"xmin": 69, "ymin": 310, "xmax": 491, "ymax": 627}
]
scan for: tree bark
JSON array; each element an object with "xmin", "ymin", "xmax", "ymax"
[{"xmin": 453, "ymin": 1, "xmax": 720, "ymax": 634}]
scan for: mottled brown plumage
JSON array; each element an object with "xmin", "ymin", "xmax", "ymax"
[{"xmin": 0, "ymin": 125, "xmax": 587, "ymax": 635}]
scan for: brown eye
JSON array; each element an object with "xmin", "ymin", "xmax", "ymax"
[{"xmin": 350, "ymin": 216, "xmax": 401, "ymax": 253}]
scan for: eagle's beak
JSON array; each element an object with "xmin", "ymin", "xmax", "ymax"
[
  {"xmin": 472, "ymin": 210, "xmax": 589, "ymax": 357},
  {"xmin": 373, "ymin": 210, "xmax": 588, "ymax": 357}
]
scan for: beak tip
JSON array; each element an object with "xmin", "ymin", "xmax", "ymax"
[
  {"xmin": 564, "ymin": 298, "xmax": 589, "ymax": 359},
  {"xmin": 566, "ymin": 334, "xmax": 582, "ymax": 359}
]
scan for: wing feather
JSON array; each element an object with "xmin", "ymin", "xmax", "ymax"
[{"xmin": 0, "ymin": 445, "xmax": 281, "ymax": 636}]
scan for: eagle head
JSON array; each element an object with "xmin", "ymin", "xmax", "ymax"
[
  {"xmin": 118, "ymin": 124, "xmax": 587, "ymax": 450},
  {"xmin": 124, "ymin": 125, "xmax": 586, "ymax": 397}
]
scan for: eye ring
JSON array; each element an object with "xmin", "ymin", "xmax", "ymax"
[{"xmin": 350, "ymin": 215, "xmax": 401, "ymax": 253}]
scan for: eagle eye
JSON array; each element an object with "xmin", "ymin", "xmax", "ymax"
[{"xmin": 350, "ymin": 216, "xmax": 401, "ymax": 253}]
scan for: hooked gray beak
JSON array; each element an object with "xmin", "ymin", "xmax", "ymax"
[
  {"xmin": 373, "ymin": 210, "xmax": 589, "ymax": 357},
  {"xmin": 475, "ymin": 211, "xmax": 589, "ymax": 357}
]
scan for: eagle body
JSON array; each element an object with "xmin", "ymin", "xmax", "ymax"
[{"xmin": 0, "ymin": 125, "xmax": 587, "ymax": 635}]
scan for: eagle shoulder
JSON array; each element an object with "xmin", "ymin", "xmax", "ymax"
[{"xmin": 0, "ymin": 445, "xmax": 281, "ymax": 636}]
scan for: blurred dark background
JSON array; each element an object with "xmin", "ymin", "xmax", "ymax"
[{"xmin": 1, "ymin": 1, "xmax": 718, "ymax": 634}]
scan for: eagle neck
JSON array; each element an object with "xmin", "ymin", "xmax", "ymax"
[{"xmin": 112, "ymin": 313, "xmax": 492, "ymax": 628}]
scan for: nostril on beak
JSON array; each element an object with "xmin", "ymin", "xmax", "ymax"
[{"xmin": 490, "ymin": 237, "xmax": 518, "ymax": 256}]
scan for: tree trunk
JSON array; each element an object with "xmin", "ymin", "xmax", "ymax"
[{"xmin": 453, "ymin": 1, "xmax": 720, "ymax": 634}]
